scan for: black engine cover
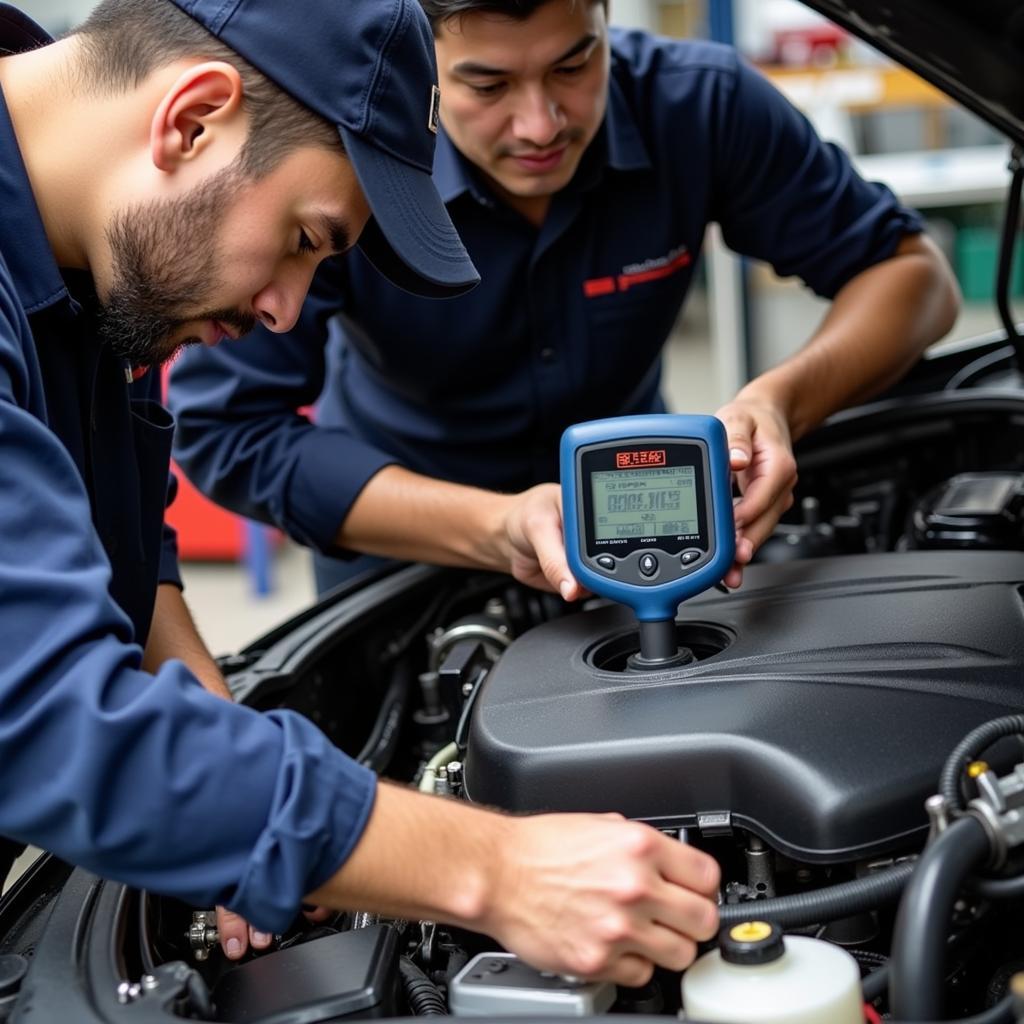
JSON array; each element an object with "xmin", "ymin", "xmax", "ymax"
[{"xmin": 464, "ymin": 552, "xmax": 1024, "ymax": 862}]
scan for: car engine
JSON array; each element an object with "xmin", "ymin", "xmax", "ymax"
[
  {"xmin": 6, "ymin": 378, "xmax": 1024, "ymax": 1022},
  {"xmin": 466, "ymin": 549, "xmax": 1024, "ymax": 864}
]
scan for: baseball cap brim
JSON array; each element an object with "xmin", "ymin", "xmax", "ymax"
[{"xmin": 341, "ymin": 126, "xmax": 479, "ymax": 299}]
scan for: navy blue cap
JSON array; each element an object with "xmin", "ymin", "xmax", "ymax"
[{"xmin": 168, "ymin": 0, "xmax": 479, "ymax": 298}]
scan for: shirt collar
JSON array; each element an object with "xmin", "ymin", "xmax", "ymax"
[
  {"xmin": 431, "ymin": 58, "xmax": 651, "ymax": 206},
  {"xmin": 433, "ymin": 128, "xmax": 476, "ymax": 204},
  {"xmin": 0, "ymin": 6, "xmax": 72, "ymax": 316}
]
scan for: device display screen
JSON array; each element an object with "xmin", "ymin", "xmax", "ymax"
[
  {"xmin": 578, "ymin": 439, "xmax": 711, "ymax": 558},
  {"xmin": 591, "ymin": 466, "xmax": 698, "ymax": 540}
]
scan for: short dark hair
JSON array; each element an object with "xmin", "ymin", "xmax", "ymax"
[
  {"xmin": 419, "ymin": 0, "xmax": 606, "ymax": 35},
  {"xmin": 73, "ymin": 0, "xmax": 342, "ymax": 179}
]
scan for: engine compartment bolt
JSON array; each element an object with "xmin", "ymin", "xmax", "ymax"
[
  {"xmin": 116, "ymin": 981, "xmax": 142, "ymax": 1004},
  {"xmin": 188, "ymin": 910, "xmax": 219, "ymax": 961},
  {"xmin": 926, "ymin": 794, "xmax": 950, "ymax": 843}
]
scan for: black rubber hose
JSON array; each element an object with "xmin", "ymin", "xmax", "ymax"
[
  {"xmin": 970, "ymin": 872, "xmax": 1024, "ymax": 900},
  {"xmin": 886, "ymin": 994, "xmax": 1015, "ymax": 1024},
  {"xmin": 890, "ymin": 816, "xmax": 993, "ymax": 1021},
  {"xmin": 399, "ymin": 956, "xmax": 447, "ymax": 1016},
  {"xmin": 718, "ymin": 862, "xmax": 914, "ymax": 930},
  {"xmin": 862, "ymin": 962, "xmax": 890, "ymax": 1004},
  {"xmin": 356, "ymin": 660, "xmax": 412, "ymax": 772},
  {"xmin": 939, "ymin": 715, "xmax": 1024, "ymax": 811},
  {"xmin": 996, "ymin": 147, "xmax": 1024, "ymax": 373}
]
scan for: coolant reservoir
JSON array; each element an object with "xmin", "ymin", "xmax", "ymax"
[{"xmin": 681, "ymin": 921, "xmax": 863, "ymax": 1024}]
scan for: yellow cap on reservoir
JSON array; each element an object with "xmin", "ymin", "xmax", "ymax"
[
  {"xmin": 720, "ymin": 921, "xmax": 785, "ymax": 966},
  {"xmin": 730, "ymin": 922, "xmax": 774, "ymax": 943}
]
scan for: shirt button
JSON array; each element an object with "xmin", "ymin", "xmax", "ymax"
[{"xmin": 539, "ymin": 347, "xmax": 557, "ymax": 363}]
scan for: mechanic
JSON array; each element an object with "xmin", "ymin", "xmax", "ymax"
[
  {"xmin": 0, "ymin": 0, "xmax": 720, "ymax": 987},
  {"xmin": 169, "ymin": 0, "xmax": 960, "ymax": 599}
]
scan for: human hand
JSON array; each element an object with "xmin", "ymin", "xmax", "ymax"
[
  {"xmin": 501, "ymin": 483, "xmax": 588, "ymax": 603},
  {"xmin": 217, "ymin": 903, "xmax": 330, "ymax": 960},
  {"xmin": 714, "ymin": 397, "xmax": 797, "ymax": 588},
  {"xmin": 482, "ymin": 813, "xmax": 720, "ymax": 986},
  {"xmin": 217, "ymin": 904, "xmax": 274, "ymax": 960}
]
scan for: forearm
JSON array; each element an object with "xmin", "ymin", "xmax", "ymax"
[
  {"xmin": 338, "ymin": 465, "xmax": 513, "ymax": 572},
  {"xmin": 142, "ymin": 583, "xmax": 232, "ymax": 700},
  {"xmin": 739, "ymin": 234, "xmax": 959, "ymax": 441},
  {"xmin": 310, "ymin": 782, "xmax": 721, "ymax": 984},
  {"xmin": 308, "ymin": 782, "xmax": 502, "ymax": 926}
]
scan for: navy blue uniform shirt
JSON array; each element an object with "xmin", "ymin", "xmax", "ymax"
[
  {"xmin": 0, "ymin": 4, "xmax": 375, "ymax": 929},
  {"xmin": 169, "ymin": 31, "xmax": 923, "ymax": 558}
]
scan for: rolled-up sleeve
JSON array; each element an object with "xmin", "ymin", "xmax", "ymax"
[
  {"xmin": 158, "ymin": 494, "xmax": 183, "ymax": 587},
  {"xmin": 168, "ymin": 258, "xmax": 398, "ymax": 556},
  {"xmin": 0, "ymin": 287, "xmax": 376, "ymax": 931}
]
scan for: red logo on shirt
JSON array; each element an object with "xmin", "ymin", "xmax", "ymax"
[{"xmin": 583, "ymin": 245, "xmax": 692, "ymax": 298}]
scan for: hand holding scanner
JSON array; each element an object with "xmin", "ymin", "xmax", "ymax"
[{"xmin": 560, "ymin": 415, "xmax": 734, "ymax": 668}]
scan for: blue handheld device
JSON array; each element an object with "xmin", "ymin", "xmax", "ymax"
[{"xmin": 560, "ymin": 414, "xmax": 734, "ymax": 667}]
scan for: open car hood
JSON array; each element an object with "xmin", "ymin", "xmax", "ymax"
[{"xmin": 800, "ymin": 0, "xmax": 1024, "ymax": 146}]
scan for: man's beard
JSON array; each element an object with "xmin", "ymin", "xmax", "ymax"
[{"xmin": 98, "ymin": 164, "xmax": 256, "ymax": 370}]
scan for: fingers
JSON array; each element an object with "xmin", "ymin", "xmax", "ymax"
[
  {"xmin": 302, "ymin": 904, "xmax": 333, "ymax": 923},
  {"xmin": 532, "ymin": 509, "xmax": 578, "ymax": 602},
  {"xmin": 217, "ymin": 905, "xmax": 249, "ymax": 960},
  {"xmin": 646, "ymin": 881, "xmax": 719, "ymax": 948},
  {"xmin": 572, "ymin": 824, "xmax": 717, "ymax": 971},
  {"xmin": 493, "ymin": 814, "xmax": 722, "ymax": 986},
  {"xmin": 725, "ymin": 489, "xmax": 792, "ymax": 590},
  {"xmin": 655, "ymin": 833, "xmax": 721, "ymax": 899},
  {"xmin": 564, "ymin": 886, "xmax": 712, "ymax": 981},
  {"xmin": 217, "ymin": 906, "xmax": 276, "ymax": 960},
  {"xmin": 625, "ymin": 922, "xmax": 699, "ymax": 974},
  {"xmin": 717, "ymin": 405, "xmax": 755, "ymax": 472},
  {"xmin": 722, "ymin": 534, "xmax": 755, "ymax": 589},
  {"xmin": 561, "ymin": 922, "xmax": 698, "ymax": 983},
  {"xmin": 606, "ymin": 952, "xmax": 656, "ymax": 988},
  {"xmin": 509, "ymin": 485, "xmax": 584, "ymax": 601},
  {"xmin": 717, "ymin": 400, "xmax": 798, "ymax": 570},
  {"xmin": 737, "ymin": 487, "xmax": 795, "ymax": 556},
  {"xmin": 733, "ymin": 464, "xmax": 797, "ymax": 534}
]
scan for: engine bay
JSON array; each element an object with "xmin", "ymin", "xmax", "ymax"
[
  {"xmin": 6, "ymin": 380, "xmax": 1024, "ymax": 1022},
  {"xmin": 466, "ymin": 549, "xmax": 1024, "ymax": 862}
]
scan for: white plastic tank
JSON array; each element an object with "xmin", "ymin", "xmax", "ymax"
[{"xmin": 681, "ymin": 921, "xmax": 864, "ymax": 1024}]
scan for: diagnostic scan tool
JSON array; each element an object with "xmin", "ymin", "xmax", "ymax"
[{"xmin": 560, "ymin": 414, "xmax": 734, "ymax": 668}]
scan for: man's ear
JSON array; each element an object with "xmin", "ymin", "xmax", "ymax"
[{"xmin": 150, "ymin": 61, "xmax": 245, "ymax": 173}]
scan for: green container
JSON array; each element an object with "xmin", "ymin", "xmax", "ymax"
[{"xmin": 955, "ymin": 227, "xmax": 1024, "ymax": 301}]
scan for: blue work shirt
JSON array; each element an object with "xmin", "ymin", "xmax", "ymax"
[
  {"xmin": 0, "ymin": 4, "xmax": 374, "ymax": 930},
  {"xmin": 170, "ymin": 30, "xmax": 923, "ymax": 559}
]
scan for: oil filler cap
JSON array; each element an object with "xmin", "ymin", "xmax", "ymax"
[{"xmin": 719, "ymin": 921, "xmax": 785, "ymax": 966}]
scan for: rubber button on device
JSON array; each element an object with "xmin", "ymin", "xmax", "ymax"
[
  {"xmin": 639, "ymin": 553, "xmax": 659, "ymax": 577},
  {"xmin": 596, "ymin": 555, "xmax": 616, "ymax": 571},
  {"xmin": 680, "ymin": 549, "xmax": 702, "ymax": 566}
]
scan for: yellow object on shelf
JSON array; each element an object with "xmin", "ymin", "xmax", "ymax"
[{"xmin": 760, "ymin": 63, "xmax": 950, "ymax": 113}]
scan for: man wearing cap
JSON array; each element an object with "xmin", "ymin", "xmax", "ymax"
[
  {"xmin": 169, "ymin": 0, "xmax": 960, "ymax": 600},
  {"xmin": 0, "ymin": 0, "xmax": 720, "ymax": 987}
]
